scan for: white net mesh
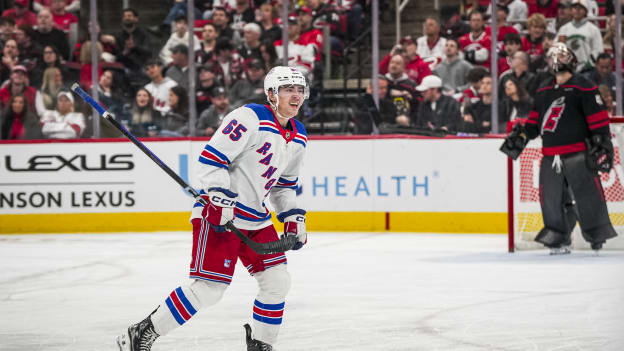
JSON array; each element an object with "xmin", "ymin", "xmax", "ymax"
[{"xmin": 512, "ymin": 124, "xmax": 624, "ymax": 250}]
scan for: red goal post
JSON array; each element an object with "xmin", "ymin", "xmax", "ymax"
[{"xmin": 507, "ymin": 117, "xmax": 624, "ymax": 252}]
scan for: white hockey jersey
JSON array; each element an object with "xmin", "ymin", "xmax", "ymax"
[{"xmin": 192, "ymin": 103, "xmax": 307, "ymax": 230}]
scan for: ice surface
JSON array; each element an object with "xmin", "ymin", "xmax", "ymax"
[{"xmin": 1, "ymin": 232, "xmax": 623, "ymax": 351}]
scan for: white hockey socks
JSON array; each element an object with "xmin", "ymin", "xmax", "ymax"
[
  {"xmin": 252, "ymin": 265, "xmax": 291, "ymax": 346},
  {"xmin": 151, "ymin": 279, "xmax": 227, "ymax": 336}
]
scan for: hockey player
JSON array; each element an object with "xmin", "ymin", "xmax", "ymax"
[
  {"xmin": 116, "ymin": 66, "xmax": 309, "ymax": 351},
  {"xmin": 501, "ymin": 43, "xmax": 617, "ymax": 253}
]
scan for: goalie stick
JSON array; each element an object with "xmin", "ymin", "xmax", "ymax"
[{"xmin": 71, "ymin": 83, "xmax": 297, "ymax": 255}]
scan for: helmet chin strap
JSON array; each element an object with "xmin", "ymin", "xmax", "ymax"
[{"xmin": 269, "ymin": 93, "xmax": 292, "ymax": 121}]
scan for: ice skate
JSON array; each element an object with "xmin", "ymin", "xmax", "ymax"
[
  {"xmin": 244, "ymin": 323, "xmax": 273, "ymax": 351},
  {"xmin": 591, "ymin": 241, "xmax": 603, "ymax": 255},
  {"xmin": 549, "ymin": 245, "xmax": 571, "ymax": 255},
  {"xmin": 117, "ymin": 316, "xmax": 160, "ymax": 351}
]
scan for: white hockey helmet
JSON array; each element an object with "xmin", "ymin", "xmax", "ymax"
[{"xmin": 264, "ymin": 66, "xmax": 310, "ymax": 102}]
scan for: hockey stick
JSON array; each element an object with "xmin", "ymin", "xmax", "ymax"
[{"xmin": 70, "ymin": 83, "xmax": 297, "ymax": 254}]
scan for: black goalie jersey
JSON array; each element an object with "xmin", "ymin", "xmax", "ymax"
[{"xmin": 525, "ymin": 74, "xmax": 610, "ymax": 156}]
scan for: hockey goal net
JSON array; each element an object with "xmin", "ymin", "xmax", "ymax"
[{"xmin": 508, "ymin": 118, "xmax": 624, "ymax": 251}]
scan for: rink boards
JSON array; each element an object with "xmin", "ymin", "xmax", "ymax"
[{"xmin": 0, "ymin": 136, "xmax": 509, "ymax": 234}]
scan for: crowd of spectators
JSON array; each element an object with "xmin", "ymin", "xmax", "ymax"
[
  {"xmin": 1, "ymin": 0, "xmax": 623, "ymax": 140},
  {"xmin": 360, "ymin": 0, "xmax": 624, "ymax": 135},
  {"xmin": 0, "ymin": 0, "xmax": 363, "ymax": 139}
]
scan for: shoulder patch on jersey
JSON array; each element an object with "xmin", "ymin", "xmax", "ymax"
[{"xmin": 244, "ymin": 103, "xmax": 274, "ymax": 122}]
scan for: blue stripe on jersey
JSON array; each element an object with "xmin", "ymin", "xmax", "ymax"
[
  {"xmin": 175, "ymin": 287, "xmax": 197, "ymax": 316},
  {"xmin": 292, "ymin": 139, "xmax": 306, "ymax": 147},
  {"xmin": 253, "ymin": 313, "xmax": 283, "ymax": 325},
  {"xmin": 245, "ymin": 103, "xmax": 273, "ymax": 121},
  {"xmin": 198, "ymin": 158, "xmax": 229, "ymax": 169},
  {"xmin": 278, "ymin": 176, "xmax": 297, "ymax": 183},
  {"xmin": 204, "ymin": 144, "xmax": 231, "ymax": 164},
  {"xmin": 254, "ymin": 300, "xmax": 285, "ymax": 310},
  {"xmin": 236, "ymin": 213, "xmax": 272, "ymax": 222},
  {"xmin": 236, "ymin": 202, "xmax": 270, "ymax": 217},
  {"xmin": 165, "ymin": 297, "xmax": 186, "ymax": 325},
  {"xmin": 259, "ymin": 126, "xmax": 281, "ymax": 135}
]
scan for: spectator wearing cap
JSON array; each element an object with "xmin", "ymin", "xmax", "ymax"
[
  {"xmin": 522, "ymin": 14, "xmax": 548, "ymax": 72},
  {"xmin": 379, "ymin": 36, "xmax": 432, "ymax": 85},
  {"xmin": 196, "ymin": 64, "xmax": 217, "ymax": 115},
  {"xmin": 49, "ymin": 0, "xmax": 78, "ymax": 33},
  {"xmin": 228, "ymin": 58, "xmax": 266, "ymax": 108},
  {"xmin": 40, "ymin": 90, "xmax": 85, "ymax": 139},
  {"xmin": 1, "ymin": 93, "xmax": 42, "ymax": 139},
  {"xmin": 1, "ymin": 39, "xmax": 20, "ymax": 83},
  {"xmin": 384, "ymin": 54, "xmax": 418, "ymax": 127},
  {"xmin": 197, "ymin": 85, "xmax": 233, "ymax": 136},
  {"xmin": 197, "ymin": 23, "xmax": 218, "ymax": 64},
  {"xmin": 212, "ymin": 7, "xmax": 241, "ymax": 46},
  {"xmin": 257, "ymin": 2, "xmax": 281, "ymax": 44},
  {"xmin": 159, "ymin": 16, "xmax": 201, "ymax": 66},
  {"xmin": 1, "ymin": 0, "xmax": 38, "ymax": 27},
  {"xmin": 529, "ymin": 0, "xmax": 560, "ymax": 18},
  {"xmin": 114, "ymin": 8, "xmax": 152, "ymax": 73},
  {"xmin": 485, "ymin": 4, "xmax": 518, "ymax": 43},
  {"xmin": 458, "ymin": 11, "xmax": 492, "ymax": 68},
  {"xmin": 297, "ymin": 6, "xmax": 324, "ymax": 64},
  {"xmin": 498, "ymin": 32, "xmax": 522, "ymax": 76},
  {"xmin": 556, "ymin": 0, "xmax": 573, "ymax": 30},
  {"xmin": 0, "ymin": 64, "xmax": 39, "ymax": 109},
  {"xmin": 32, "ymin": 8, "xmax": 69, "ymax": 60},
  {"xmin": 416, "ymin": 17, "xmax": 447, "ymax": 71},
  {"xmin": 237, "ymin": 22, "xmax": 262, "ymax": 61},
  {"xmin": 144, "ymin": 59, "xmax": 178, "ymax": 115},
  {"xmin": 415, "ymin": 75, "xmax": 461, "ymax": 132},
  {"xmin": 555, "ymin": 0, "xmax": 603, "ymax": 72},
  {"xmin": 210, "ymin": 38, "xmax": 245, "ymax": 89},
  {"xmin": 231, "ymin": 0, "xmax": 255, "ymax": 36},
  {"xmin": 165, "ymin": 44, "xmax": 191, "ymax": 91},
  {"xmin": 433, "ymin": 38, "xmax": 473, "ymax": 95},
  {"xmin": 274, "ymin": 15, "xmax": 315, "ymax": 79}
]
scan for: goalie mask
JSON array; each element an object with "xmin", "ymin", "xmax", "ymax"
[
  {"xmin": 547, "ymin": 43, "xmax": 578, "ymax": 74},
  {"xmin": 264, "ymin": 66, "xmax": 310, "ymax": 109}
]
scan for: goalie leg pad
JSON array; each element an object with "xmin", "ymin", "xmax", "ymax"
[
  {"xmin": 538, "ymin": 156, "xmax": 571, "ymax": 237},
  {"xmin": 535, "ymin": 227, "xmax": 569, "ymax": 248},
  {"xmin": 251, "ymin": 264, "xmax": 291, "ymax": 346},
  {"xmin": 562, "ymin": 152, "xmax": 617, "ymax": 244}
]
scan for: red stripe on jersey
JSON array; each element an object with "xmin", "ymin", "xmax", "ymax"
[
  {"xmin": 528, "ymin": 110, "xmax": 539, "ymax": 120},
  {"xmin": 253, "ymin": 306, "xmax": 283, "ymax": 318},
  {"xmin": 560, "ymin": 84, "xmax": 597, "ymax": 91},
  {"xmin": 169, "ymin": 291, "xmax": 192, "ymax": 321},
  {"xmin": 586, "ymin": 111, "xmax": 609, "ymax": 124},
  {"xmin": 589, "ymin": 120, "xmax": 610, "ymax": 130},
  {"xmin": 201, "ymin": 150, "xmax": 228, "ymax": 165},
  {"xmin": 537, "ymin": 86, "xmax": 553, "ymax": 93},
  {"xmin": 542, "ymin": 142, "xmax": 586, "ymax": 156}
]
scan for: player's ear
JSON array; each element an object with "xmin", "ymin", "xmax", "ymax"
[{"xmin": 268, "ymin": 89, "xmax": 276, "ymax": 104}]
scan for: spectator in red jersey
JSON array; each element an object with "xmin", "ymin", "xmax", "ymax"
[
  {"xmin": 274, "ymin": 15, "xmax": 315, "ymax": 79},
  {"xmin": 306, "ymin": 0, "xmax": 344, "ymax": 56},
  {"xmin": 33, "ymin": 0, "xmax": 79, "ymax": 14},
  {"xmin": 297, "ymin": 6, "xmax": 324, "ymax": 63},
  {"xmin": 1, "ymin": 0, "xmax": 38, "ymax": 27},
  {"xmin": 32, "ymin": 8, "xmax": 69, "ymax": 60},
  {"xmin": 0, "ymin": 65, "xmax": 39, "ymax": 109},
  {"xmin": 197, "ymin": 23, "xmax": 218, "ymax": 64},
  {"xmin": 459, "ymin": 11, "xmax": 492, "ymax": 68},
  {"xmin": 529, "ymin": 0, "xmax": 559, "ymax": 18},
  {"xmin": 498, "ymin": 33, "xmax": 522, "ymax": 76},
  {"xmin": 417, "ymin": 17, "xmax": 447, "ymax": 71},
  {"xmin": 77, "ymin": 40, "xmax": 103, "ymax": 90},
  {"xmin": 49, "ymin": 0, "xmax": 77, "ymax": 32},
  {"xmin": 379, "ymin": 36, "xmax": 432, "ymax": 85},
  {"xmin": 523, "ymin": 13, "xmax": 547, "ymax": 71},
  {"xmin": 257, "ymin": 2, "xmax": 281, "ymax": 44},
  {"xmin": 485, "ymin": 4, "xmax": 518, "ymax": 44},
  {"xmin": 0, "ymin": 94, "xmax": 42, "ymax": 139}
]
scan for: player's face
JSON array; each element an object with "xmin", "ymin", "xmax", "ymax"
[{"xmin": 277, "ymin": 85, "xmax": 304, "ymax": 117}]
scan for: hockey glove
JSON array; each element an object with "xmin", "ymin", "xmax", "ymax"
[
  {"xmin": 500, "ymin": 123, "xmax": 529, "ymax": 160},
  {"xmin": 277, "ymin": 209, "xmax": 307, "ymax": 250},
  {"xmin": 202, "ymin": 187, "xmax": 238, "ymax": 232},
  {"xmin": 586, "ymin": 134, "xmax": 614, "ymax": 173}
]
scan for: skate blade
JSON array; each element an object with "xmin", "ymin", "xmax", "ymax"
[{"xmin": 549, "ymin": 247, "xmax": 571, "ymax": 255}]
